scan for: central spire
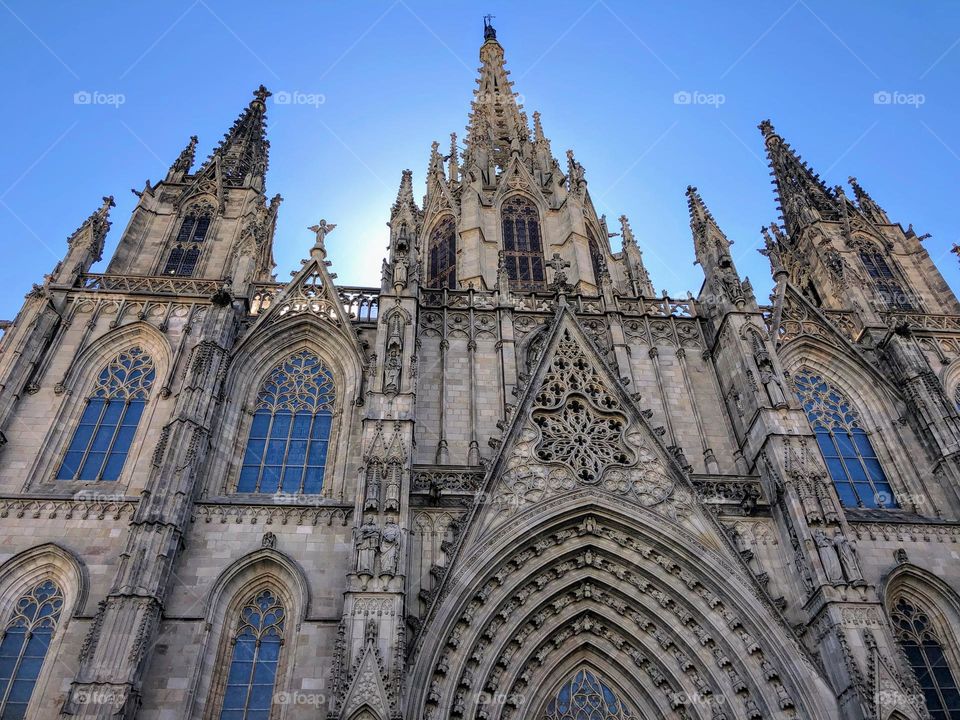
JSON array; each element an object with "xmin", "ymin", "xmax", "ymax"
[
  {"xmin": 465, "ymin": 18, "xmax": 529, "ymax": 171},
  {"xmin": 198, "ymin": 85, "xmax": 271, "ymax": 188}
]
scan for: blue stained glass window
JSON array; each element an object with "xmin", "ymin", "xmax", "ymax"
[
  {"xmin": 238, "ymin": 351, "xmax": 335, "ymax": 495},
  {"xmin": 0, "ymin": 580, "xmax": 64, "ymax": 720},
  {"xmin": 220, "ymin": 590, "xmax": 285, "ymax": 720},
  {"xmin": 892, "ymin": 597, "xmax": 960, "ymax": 719},
  {"xmin": 545, "ymin": 669, "xmax": 636, "ymax": 719},
  {"xmin": 792, "ymin": 367, "xmax": 896, "ymax": 509},
  {"xmin": 56, "ymin": 347, "xmax": 155, "ymax": 482}
]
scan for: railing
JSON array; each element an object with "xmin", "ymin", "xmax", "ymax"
[
  {"xmin": 883, "ymin": 312, "xmax": 960, "ymax": 332},
  {"xmin": 76, "ymin": 273, "xmax": 221, "ymax": 296},
  {"xmin": 418, "ymin": 287, "xmax": 697, "ymax": 317},
  {"xmin": 250, "ymin": 283, "xmax": 379, "ymax": 323},
  {"xmin": 690, "ymin": 475, "xmax": 765, "ymax": 513}
]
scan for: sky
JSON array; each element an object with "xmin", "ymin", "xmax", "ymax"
[{"xmin": 1, "ymin": 1, "xmax": 960, "ymax": 320}]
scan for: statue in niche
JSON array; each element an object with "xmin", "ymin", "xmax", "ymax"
[
  {"xmin": 355, "ymin": 518, "xmax": 380, "ymax": 575},
  {"xmin": 833, "ymin": 532, "xmax": 865, "ymax": 586},
  {"xmin": 383, "ymin": 462, "xmax": 401, "ymax": 512},
  {"xmin": 384, "ymin": 312, "xmax": 404, "ymax": 393},
  {"xmin": 813, "ymin": 528, "xmax": 843, "ymax": 584},
  {"xmin": 380, "ymin": 522, "xmax": 401, "ymax": 576}
]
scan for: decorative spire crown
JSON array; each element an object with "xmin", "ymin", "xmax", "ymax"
[{"xmin": 198, "ymin": 85, "xmax": 271, "ymax": 185}]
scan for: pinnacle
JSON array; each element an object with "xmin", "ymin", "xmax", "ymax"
[{"xmin": 198, "ymin": 85, "xmax": 271, "ymax": 184}]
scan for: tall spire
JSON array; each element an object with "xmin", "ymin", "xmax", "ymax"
[
  {"xmin": 619, "ymin": 214, "xmax": 655, "ymax": 297},
  {"xmin": 199, "ymin": 85, "xmax": 271, "ymax": 188},
  {"xmin": 687, "ymin": 186, "xmax": 751, "ymax": 310},
  {"xmin": 759, "ymin": 120, "xmax": 837, "ymax": 236},
  {"xmin": 465, "ymin": 18, "xmax": 529, "ymax": 171},
  {"xmin": 847, "ymin": 176, "xmax": 890, "ymax": 224}
]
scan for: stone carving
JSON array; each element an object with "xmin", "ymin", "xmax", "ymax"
[
  {"xmin": 380, "ymin": 522, "xmax": 401, "ymax": 576},
  {"xmin": 356, "ymin": 519, "xmax": 381, "ymax": 576}
]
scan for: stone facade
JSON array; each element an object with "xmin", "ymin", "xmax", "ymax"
[{"xmin": 0, "ymin": 19, "xmax": 959, "ymax": 720}]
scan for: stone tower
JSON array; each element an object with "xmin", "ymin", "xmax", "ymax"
[{"xmin": 0, "ymin": 19, "xmax": 958, "ymax": 720}]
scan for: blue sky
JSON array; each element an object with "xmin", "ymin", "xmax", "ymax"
[{"xmin": 1, "ymin": 1, "xmax": 959, "ymax": 319}]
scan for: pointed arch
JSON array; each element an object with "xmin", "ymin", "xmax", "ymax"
[
  {"xmin": 162, "ymin": 200, "xmax": 216, "ymax": 277},
  {"xmin": 26, "ymin": 323, "xmax": 172, "ymax": 490},
  {"xmin": 499, "ymin": 194, "xmax": 545, "ymax": 291},
  {"xmin": 211, "ymin": 317, "xmax": 365, "ymax": 501},
  {"xmin": 0, "ymin": 544, "xmax": 86, "ymax": 720},
  {"xmin": 852, "ymin": 236, "xmax": 915, "ymax": 311},
  {"xmin": 407, "ymin": 495, "xmax": 839, "ymax": 720},
  {"xmin": 791, "ymin": 365, "xmax": 895, "ymax": 508},
  {"xmin": 883, "ymin": 564, "xmax": 960, "ymax": 719},
  {"xmin": 194, "ymin": 549, "xmax": 308, "ymax": 720},
  {"xmin": 426, "ymin": 214, "xmax": 457, "ymax": 289},
  {"xmin": 542, "ymin": 666, "xmax": 638, "ymax": 720}
]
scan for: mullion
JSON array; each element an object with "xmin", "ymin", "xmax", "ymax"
[
  {"xmin": 255, "ymin": 413, "xmax": 276, "ymax": 493},
  {"xmin": 240, "ymin": 636, "xmax": 262, "ymax": 720},
  {"xmin": 76, "ymin": 399, "xmax": 110, "ymax": 481},
  {"xmin": 97, "ymin": 400, "xmax": 130, "ymax": 481},
  {"xmin": 0, "ymin": 625, "xmax": 28, "ymax": 714}
]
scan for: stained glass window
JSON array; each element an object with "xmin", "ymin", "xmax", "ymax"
[
  {"xmin": 163, "ymin": 212, "xmax": 211, "ymax": 276},
  {"xmin": 859, "ymin": 249, "xmax": 913, "ymax": 310},
  {"xmin": 502, "ymin": 196, "xmax": 545, "ymax": 291},
  {"xmin": 427, "ymin": 216, "xmax": 457, "ymax": 289},
  {"xmin": 238, "ymin": 350, "xmax": 335, "ymax": 495},
  {"xmin": 792, "ymin": 367, "xmax": 896, "ymax": 509},
  {"xmin": 219, "ymin": 589, "xmax": 285, "ymax": 720},
  {"xmin": 0, "ymin": 580, "xmax": 64, "ymax": 720},
  {"xmin": 56, "ymin": 347, "xmax": 155, "ymax": 482},
  {"xmin": 545, "ymin": 669, "xmax": 636, "ymax": 720},
  {"xmin": 891, "ymin": 596, "xmax": 960, "ymax": 719}
]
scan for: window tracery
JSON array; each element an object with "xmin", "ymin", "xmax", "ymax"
[
  {"xmin": 891, "ymin": 596, "xmax": 960, "ymax": 719},
  {"xmin": 502, "ymin": 196, "xmax": 545, "ymax": 291},
  {"xmin": 544, "ymin": 669, "xmax": 636, "ymax": 720},
  {"xmin": 427, "ymin": 216, "xmax": 457, "ymax": 289},
  {"xmin": 858, "ymin": 246, "xmax": 914, "ymax": 310},
  {"xmin": 0, "ymin": 580, "xmax": 64, "ymax": 719},
  {"xmin": 56, "ymin": 346, "xmax": 156, "ymax": 482},
  {"xmin": 164, "ymin": 206, "xmax": 213, "ymax": 276},
  {"xmin": 238, "ymin": 350, "xmax": 335, "ymax": 495},
  {"xmin": 792, "ymin": 367, "xmax": 895, "ymax": 508},
  {"xmin": 219, "ymin": 589, "xmax": 285, "ymax": 720}
]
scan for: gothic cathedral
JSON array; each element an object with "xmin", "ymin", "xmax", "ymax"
[{"xmin": 2, "ymin": 19, "xmax": 960, "ymax": 720}]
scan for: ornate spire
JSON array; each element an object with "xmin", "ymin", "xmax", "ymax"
[
  {"xmin": 619, "ymin": 214, "xmax": 655, "ymax": 297},
  {"xmin": 760, "ymin": 224, "xmax": 789, "ymax": 279},
  {"xmin": 199, "ymin": 85, "xmax": 271, "ymax": 187},
  {"xmin": 686, "ymin": 186, "xmax": 732, "ymax": 266},
  {"xmin": 168, "ymin": 135, "xmax": 198, "ymax": 179},
  {"xmin": 465, "ymin": 20, "xmax": 528, "ymax": 171},
  {"xmin": 68, "ymin": 196, "xmax": 115, "ymax": 247},
  {"xmin": 391, "ymin": 169, "xmax": 419, "ymax": 218},
  {"xmin": 566, "ymin": 149, "xmax": 586, "ymax": 195},
  {"xmin": 448, "ymin": 132, "xmax": 459, "ymax": 181},
  {"xmin": 848, "ymin": 176, "xmax": 890, "ymax": 224},
  {"xmin": 759, "ymin": 119, "xmax": 837, "ymax": 235}
]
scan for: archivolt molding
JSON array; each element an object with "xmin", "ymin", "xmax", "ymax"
[
  {"xmin": 0, "ymin": 542, "xmax": 88, "ymax": 619},
  {"xmin": 410, "ymin": 511, "xmax": 834, "ymax": 719}
]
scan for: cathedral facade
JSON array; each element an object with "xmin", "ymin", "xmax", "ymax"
[{"xmin": 2, "ymin": 19, "xmax": 960, "ymax": 720}]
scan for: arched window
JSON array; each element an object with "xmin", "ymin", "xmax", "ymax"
[
  {"xmin": 501, "ymin": 196, "xmax": 545, "ymax": 291},
  {"xmin": 56, "ymin": 347, "xmax": 155, "ymax": 482},
  {"xmin": 545, "ymin": 669, "xmax": 636, "ymax": 720},
  {"xmin": 792, "ymin": 367, "xmax": 896, "ymax": 509},
  {"xmin": 163, "ymin": 211, "xmax": 212, "ymax": 276},
  {"xmin": 427, "ymin": 216, "xmax": 457, "ymax": 289},
  {"xmin": 219, "ymin": 589, "xmax": 285, "ymax": 720},
  {"xmin": 587, "ymin": 228, "xmax": 605, "ymax": 290},
  {"xmin": 859, "ymin": 248, "xmax": 913, "ymax": 310},
  {"xmin": 238, "ymin": 350, "xmax": 335, "ymax": 495},
  {"xmin": 891, "ymin": 596, "xmax": 960, "ymax": 718},
  {"xmin": 0, "ymin": 580, "xmax": 64, "ymax": 719}
]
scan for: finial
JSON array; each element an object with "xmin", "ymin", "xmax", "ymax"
[
  {"xmin": 483, "ymin": 14, "xmax": 496, "ymax": 40},
  {"xmin": 532, "ymin": 111, "xmax": 546, "ymax": 142},
  {"xmin": 308, "ymin": 220, "xmax": 336, "ymax": 256},
  {"xmin": 758, "ymin": 119, "xmax": 776, "ymax": 138},
  {"xmin": 101, "ymin": 196, "xmax": 116, "ymax": 213},
  {"xmin": 619, "ymin": 215, "xmax": 637, "ymax": 248},
  {"xmin": 252, "ymin": 84, "xmax": 271, "ymax": 106},
  {"xmin": 170, "ymin": 135, "xmax": 198, "ymax": 176}
]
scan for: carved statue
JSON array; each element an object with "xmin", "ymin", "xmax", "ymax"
[
  {"xmin": 813, "ymin": 528, "xmax": 843, "ymax": 584},
  {"xmin": 833, "ymin": 532, "xmax": 865, "ymax": 586},
  {"xmin": 384, "ymin": 313, "xmax": 404, "ymax": 393},
  {"xmin": 380, "ymin": 522, "xmax": 401, "ymax": 576},
  {"xmin": 308, "ymin": 219, "xmax": 336, "ymax": 249},
  {"xmin": 355, "ymin": 519, "xmax": 380, "ymax": 575}
]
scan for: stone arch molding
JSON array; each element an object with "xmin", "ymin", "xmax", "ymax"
[
  {"xmin": 406, "ymin": 309, "xmax": 838, "ymax": 719},
  {"xmin": 406, "ymin": 500, "xmax": 839, "ymax": 720}
]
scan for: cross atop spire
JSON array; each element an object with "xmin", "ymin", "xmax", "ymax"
[{"xmin": 483, "ymin": 14, "xmax": 496, "ymax": 40}]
